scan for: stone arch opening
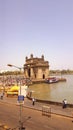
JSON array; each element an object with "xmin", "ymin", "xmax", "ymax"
[
  {"xmin": 43, "ymin": 74, "xmax": 45, "ymax": 79},
  {"xmin": 35, "ymin": 74, "xmax": 36, "ymax": 78},
  {"xmin": 28, "ymin": 68, "xmax": 31, "ymax": 77}
]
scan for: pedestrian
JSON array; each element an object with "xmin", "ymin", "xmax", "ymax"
[
  {"xmin": 0, "ymin": 92, "xmax": 4, "ymax": 100},
  {"xmin": 32, "ymin": 98, "xmax": 35, "ymax": 106},
  {"xmin": 62, "ymin": 99, "xmax": 67, "ymax": 108}
]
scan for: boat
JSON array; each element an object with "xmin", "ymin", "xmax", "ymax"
[{"xmin": 45, "ymin": 77, "xmax": 59, "ymax": 84}]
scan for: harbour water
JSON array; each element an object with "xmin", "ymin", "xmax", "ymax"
[{"xmin": 29, "ymin": 75, "xmax": 73, "ymax": 104}]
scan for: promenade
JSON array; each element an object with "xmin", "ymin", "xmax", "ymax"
[
  {"xmin": 1, "ymin": 95, "xmax": 73, "ymax": 118},
  {"xmin": 0, "ymin": 95, "xmax": 73, "ymax": 130}
]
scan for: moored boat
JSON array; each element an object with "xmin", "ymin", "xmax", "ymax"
[{"xmin": 45, "ymin": 77, "xmax": 59, "ymax": 84}]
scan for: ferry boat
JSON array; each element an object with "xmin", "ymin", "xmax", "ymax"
[{"xmin": 45, "ymin": 77, "xmax": 59, "ymax": 84}]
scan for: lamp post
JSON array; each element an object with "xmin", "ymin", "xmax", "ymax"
[
  {"xmin": 7, "ymin": 64, "xmax": 22, "ymax": 71},
  {"xmin": 7, "ymin": 64, "xmax": 24, "ymax": 130}
]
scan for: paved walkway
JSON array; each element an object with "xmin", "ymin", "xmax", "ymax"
[{"xmin": 0, "ymin": 95, "xmax": 73, "ymax": 118}]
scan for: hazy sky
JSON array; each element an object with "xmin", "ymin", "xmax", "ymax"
[{"xmin": 0, "ymin": 0, "xmax": 73, "ymax": 71}]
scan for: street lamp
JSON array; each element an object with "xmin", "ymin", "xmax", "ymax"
[
  {"xmin": 7, "ymin": 64, "xmax": 22, "ymax": 71},
  {"xmin": 7, "ymin": 64, "xmax": 24, "ymax": 130},
  {"xmin": 7, "ymin": 64, "xmax": 22, "ymax": 94}
]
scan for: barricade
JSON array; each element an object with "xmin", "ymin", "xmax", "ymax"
[{"xmin": 42, "ymin": 106, "xmax": 51, "ymax": 117}]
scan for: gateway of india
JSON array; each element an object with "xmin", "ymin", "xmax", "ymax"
[{"xmin": 24, "ymin": 54, "xmax": 49, "ymax": 80}]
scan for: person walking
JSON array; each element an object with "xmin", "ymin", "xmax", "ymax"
[
  {"xmin": 0, "ymin": 91, "xmax": 4, "ymax": 100},
  {"xmin": 32, "ymin": 98, "xmax": 35, "ymax": 106},
  {"xmin": 62, "ymin": 99, "xmax": 67, "ymax": 108}
]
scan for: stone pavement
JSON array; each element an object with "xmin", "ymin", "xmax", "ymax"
[{"xmin": 0, "ymin": 95, "xmax": 73, "ymax": 118}]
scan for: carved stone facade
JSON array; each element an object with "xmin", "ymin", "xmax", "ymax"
[{"xmin": 24, "ymin": 54, "xmax": 49, "ymax": 79}]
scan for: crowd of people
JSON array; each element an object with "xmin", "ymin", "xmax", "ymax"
[{"xmin": 0, "ymin": 75, "xmax": 31, "ymax": 87}]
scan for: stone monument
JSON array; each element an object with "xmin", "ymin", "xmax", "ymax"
[{"xmin": 24, "ymin": 54, "xmax": 49, "ymax": 80}]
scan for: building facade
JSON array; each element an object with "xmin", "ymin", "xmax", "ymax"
[{"xmin": 24, "ymin": 54, "xmax": 49, "ymax": 80}]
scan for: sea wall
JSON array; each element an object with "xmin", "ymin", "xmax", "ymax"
[{"xmin": 27, "ymin": 95, "xmax": 73, "ymax": 108}]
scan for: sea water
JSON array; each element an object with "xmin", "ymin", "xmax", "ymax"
[{"xmin": 29, "ymin": 75, "xmax": 73, "ymax": 104}]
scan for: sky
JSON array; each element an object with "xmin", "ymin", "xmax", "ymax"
[{"xmin": 0, "ymin": 0, "xmax": 73, "ymax": 71}]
